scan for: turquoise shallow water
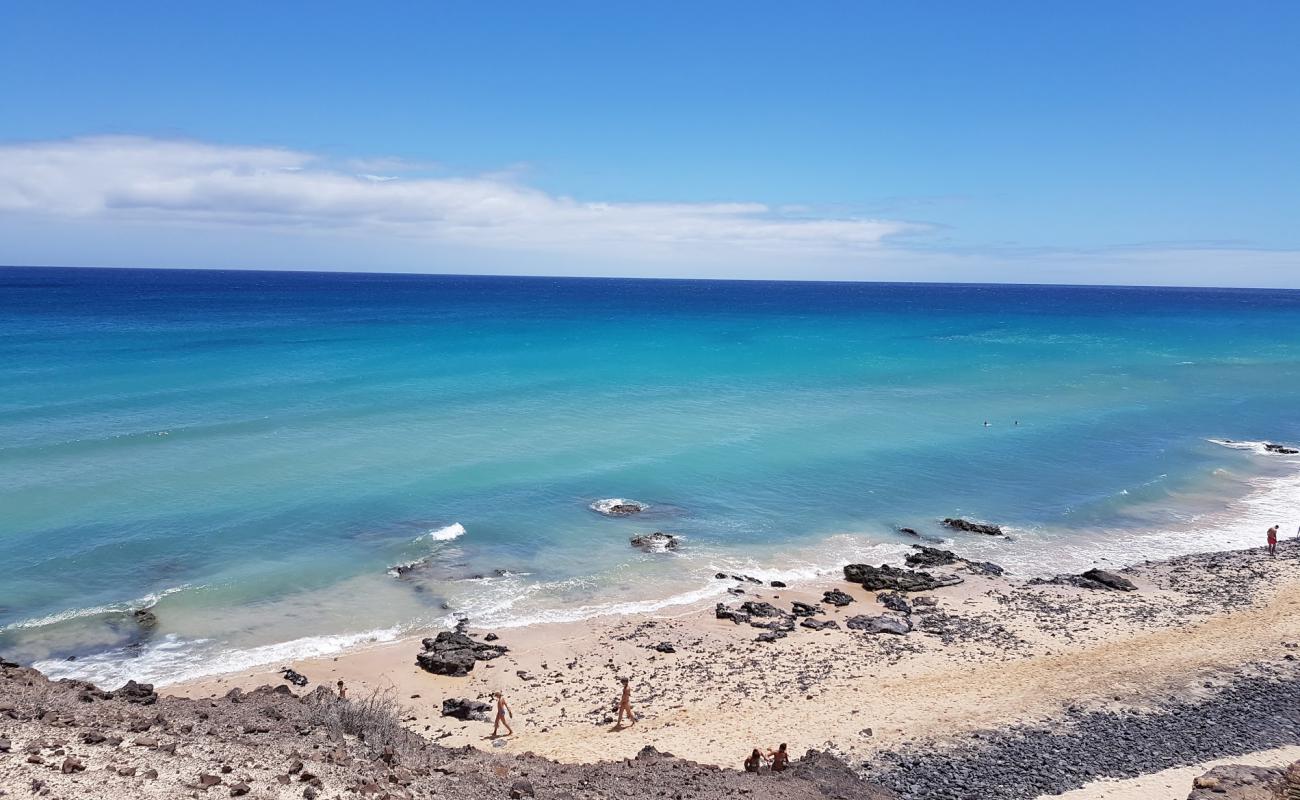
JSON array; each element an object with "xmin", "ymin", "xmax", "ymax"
[{"xmin": 2, "ymin": 267, "xmax": 1299, "ymax": 685}]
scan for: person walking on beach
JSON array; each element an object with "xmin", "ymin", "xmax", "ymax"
[
  {"xmin": 616, "ymin": 677, "xmax": 637, "ymax": 727},
  {"xmin": 766, "ymin": 743, "xmax": 790, "ymax": 772},
  {"xmin": 1268, "ymin": 525, "xmax": 1279, "ymax": 556},
  {"xmin": 491, "ymin": 691, "xmax": 513, "ymax": 737}
]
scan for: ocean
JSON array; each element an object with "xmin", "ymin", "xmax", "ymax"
[{"xmin": 2, "ymin": 266, "xmax": 1298, "ymax": 687}]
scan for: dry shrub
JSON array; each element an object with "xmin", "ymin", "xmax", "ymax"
[{"xmin": 304, "ymin": 686, "xmax": 423, "ymax": 758}]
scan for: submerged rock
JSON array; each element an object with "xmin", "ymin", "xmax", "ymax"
[
  {"xmin": 629, "ymin": 532, "xmax": 679, "ymax": 552},
  {"xmin": 1265, "ymin": 442, "xmax": 1300, "ymax": 455},
  {"xmin": 943, "ymin": 518, "xmax": 1004, "ymax": 536},
  {"xmin": 844, "ymin": 563, "xmax": 963, "ymax": 592},
  {"xmin": 590, "ymin": 499, "xmax": 648, "ymax": 516}
]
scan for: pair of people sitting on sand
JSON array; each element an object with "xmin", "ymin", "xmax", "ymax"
[{"xmin": 743, "ymin": 743, "xmax": 789, "ymax": 773}]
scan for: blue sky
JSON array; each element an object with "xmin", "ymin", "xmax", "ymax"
[{"xmin": 1, "ymin": 1, "xmax": 1298, "ymax": 285}]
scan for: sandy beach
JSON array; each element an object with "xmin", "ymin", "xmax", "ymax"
[{"xmin": 160, "ymin": 538, "xmax": 1300, "ymax": 796}]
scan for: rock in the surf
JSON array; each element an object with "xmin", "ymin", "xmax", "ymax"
[
  {"xmin": 629, "ymin": 532, "xmax": 679, "ymax": 552},
  {"xmin": 1265, "ymin": 442, "xmax": 1300, "ymax": 454},
  {"xmin": 844, "ymin": 563, "xmax": 963, "ymax": 592},
  {"xmin": 904, "ymin": 546, "xmax": 960, "ymax": 568},
  {"xmin": 943, "ymin": 518, "xmax": 1004, "ymax": 536},
  {"xmin": 590, "ymin": 499, "xmax": 647, "ymax": 516},
  {"xmin": 132, "ymin": 607, "xmax": 159, "ymax": 631}
]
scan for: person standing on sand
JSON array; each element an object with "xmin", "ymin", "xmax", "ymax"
[
  {"xmin": 336, "ymin": 680, "xmax": 347, "ymax": 700},
  {"xmin": 1268, "ymin": 525, "xmax": 1278, "ymax": 556},
  {"xmin": 616, "ymin": 677, "xmax": 637, "ymax": 727},
  {"xmin": 491, "ymin": 691, "xmax": 513, "ymax": 737}
]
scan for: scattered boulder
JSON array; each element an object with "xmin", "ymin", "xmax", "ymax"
[
  {"xmin": 116, "ymin": 680, "xmax": 158, "ymax": 705},
  {"xmin": 822, "ymin": 589, "xmax": 855, "ymax": 607},
  {"xmin": 905, "ymin": 546, "xmax": 960, "ymax": 568},
  {"xmin": 739, "ymin": 601, "xmax": 782, "ymax": 618},
  {"xmin": 800, "ymin": 618, "xmax": 839, "ymax": 631},
  {"xmin": 770, "ymin": 580, "xmax": 787, "ymax": 588},
  {"xmin": 61, "ymin": 756, "xmax": 85, "ymax": 774},
  {"xmin": 715, "ymin": 604, "xmax": 752, "ymax": 625},
  {"xmin": 756, "ymin": 630, "xmax": 787, "ymax": 643},
  {"xmin": 846, "ymin": 613, "xmax": 913, "ymax": 635},
  {"xmin": 416, "ymin": 631, "xmax": 508, "ymax": 676},
  {"xmin": 440, "ymin": 698, "xmax": 491, "ymax": 721},
  {"xmin": 943, "ymin": 518, "xmax": 1004, "ymax": 536},
  {"xmin": 629, "ymin": 532, "xmax": 679, "ymax": 552},
  {"xmin": 1033, "ymin": 568, "xmax": 1137, "ymax": 592},
  {"xmin": 1188, "ymin": 762, "xmax": 1287, "ymax": 799},
  {"xmin": 653, "ymin": 642, "xmax": 676, "ymax": 654},
  {"xmin": 510, "ymin": 779, "xmax": 536, "ymax": 799},
  {"xmin": 844, "ymin": 564, "xmax": 963, "ymax": 593},
  {"xmin": 132, "ymin": 607, "xmax": 159, "ymax": 630},
  {"xmin": 591, "ymin": 499, "xmax": 647, "ymax": 516},
  {"xmin": 876, "ymin": 592, "xmax": 912, "ymax": 615},
  {"xmin": 280, "ymin": 668, "xmax": 308, "ymax": 687},
  {"xmin": 791, "ymin": 601, "xmax": 821, "ymax": 617}
]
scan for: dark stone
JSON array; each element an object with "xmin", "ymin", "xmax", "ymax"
[
  {"xmin": 844, "ymin": 564, "xmax": 963, "ymax": 592},
  {"xmin": 483, "ymin": 632, "xmax": 499, "ymax": 641},
  {"xmin": 1080, "ymin": 568, "xmax": 1137, "ymax": 591},
  {"xmin": 739, "ymin": 601, "xmax": 782, "ymax": 618},
  {"xmin": 846, "ymin": 613, "xmax": 913, "ymax": 635},
  {"xmin": 715, "ymin": 572, "xmax": 728, "ymax": 579},
  {"xmin": 117, "ymin": 680, "xmax": 158, "ymax": 705},
  {"xmin": 280, "ymin": 668, "xmax": 308, "ymax": 687},
  {"xmin": 756, "ymin": 630, "xmax": 787, "ymax": 643},
  {"xmin": 1264, "ymin": 442, "xmax": 1299, "ymax": 454},
  {"xmin": 898, "ymin": 527, "xmax": 920, "ymax": 536},
  {"xmin": 791, "ymin": 601, "xmax": 821, "ymax": 617},
  {"xmin": 653, "ymin": 642, "xmax": 676, "ymax": 654},
  {"xmin": 509, "ymin": 778, "xmax": 536, "ymax": 798},
  {"xmin": 770, "ymin": 580, "xmax": 787, "ymax": 588},
  {"xmin": 876, "ymin": 592, "xmax": 912, "ymax": 615},
  {"xmin": 440, "ymin": 698, "xmax": 491, "ymax": 721},
  {"xmin": 943, "ymin": 518, "xmax": 1004, "ymax": 536},
  {"xmin": 905, "ymin": 546, "xmax": 960, "ymax": 568},
  {"xmin": 132, "ymin": 608, "xmax": 159, "ymax": 630},
  {"xmin": 629, "ymin": 532, "xmax": 679, "ymax": 551},
  {"xmin": 822, "ymin": 589, "xmax": 855, "ymax": 607},
  {"xmin": 415, "ymin": 630, "xmax": 507, "ymax": 676},
  {"xmin": 800, "ymin": 618, "xmax": 840, "ymax": 631}
]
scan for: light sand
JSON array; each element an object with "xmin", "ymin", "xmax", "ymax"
[{"xmin": 168, "ymin": 548, "xmax": 1300, "ymax": 772}]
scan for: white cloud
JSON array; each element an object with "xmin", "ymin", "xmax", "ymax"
[{"xmin": 0, "ymin": 136, "xmax": 922, "ymax": 258}]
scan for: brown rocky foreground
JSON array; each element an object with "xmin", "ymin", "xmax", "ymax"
[
  {"xmin": 0, "ymin": 659, "xmax": 894, "ymax": 800},
  {"xmin": 1189, "ymin": 760, "xmax": 1300, "ymax": 799}
]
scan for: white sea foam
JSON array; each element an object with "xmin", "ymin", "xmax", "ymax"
[
  {"xmin": 0, "ymin": 586, "xmax": 189, "ymax": 632},
  {"xmin": 589, "ymin": 498, "xmax": 648, "ymax": 515},
  {"xmin": 421, "ymin": 522, "xmax": 466, "ymax": 542},
  {"xmin": 1208, "ymin": 438, "xmax": 1300, "ymax": 457},
  {"xmin": 33, "ymin": 626, "xmax": 404, "ymax": 689}
]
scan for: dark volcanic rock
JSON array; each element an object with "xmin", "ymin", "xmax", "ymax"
[
  {"xmin": 1265, "ymin": 442, "xmax": 1299, "ymax": 455},
  {"xmin": 822, "ymin": 589, "xmax": 855, "ymax": 607},
  {"xmin": 280, "ymin": 668, "xmax": 308, "ymax": 687},
  {"xmin": 714, "ymin": 604, "xmax": 751, "ymax": 625},
  {"xmin": 943, "ymin": 518, "xmax": 1004, "ymax": 536},
  {"xmin": 844, "ymin": 564, "xmax": 963, "ymax": 592},
  {"xmin": 1080, "ymin": 568, "xmax": 1137, "ymax": 591},
  {"xmin": 846, "ymin": 613, "xmax": 912, "ymax": 635},
  {"xmin": 440, "ymin": 698, "xmax": 491, "ymax": 721},
  {"xmin": 116, "ymin": 680, "xmax": 157, "ymax": 705},
  {"xmin": 740, "ymin": 601, "xmax": 783, "ymax": 618},
  {"xmin": 905, "ymin": 546, "xmax": 960, "ymax": 568},
  {"xmin": 132, "ymin": 607, "xmax": 159, "ymax": 631},
  {"xmin": 416, "ymin": 631, "xmax": 508, "ymax": 676},
  {"xmin": 770, "ymin": 580, "xmax": 787, "ymax": 588},
  {"xmin": 800, "ymin": 618, "xmax": 840, "ymax": 631},
  {"xmin": 876, "ymin": 592, "xmax": 913, "ymax": 615},
  {"xmin": 653, "ymin": 642, "xmax": 676, "ymax": 654},
  {"xmin": 897, "ymin": 527, "xmax": 920, "ymax": 537},
  {"xmin": 791, "ymin": 601, "xmax": 821, "ymax": 617},
  {"xmin": 629, "ymin": 532, "xmax": 678, "ymax": 551}
]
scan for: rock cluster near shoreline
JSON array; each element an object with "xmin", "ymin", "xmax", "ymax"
[{"xmin": 0, "ymin": 659, "xmax": 895, "ymax": 800}]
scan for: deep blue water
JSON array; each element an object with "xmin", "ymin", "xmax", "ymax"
[{"xmin": 2, "ymin": 266, "xmax": 1299, "ymax": 685}]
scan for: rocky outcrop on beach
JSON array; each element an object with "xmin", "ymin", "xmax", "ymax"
[
  {"xmin": 943, "ymin": 517, "xmax": 1005, "ymax": 535},
  {"xmin": 844, "ymin": 563, "xmax": 964, "ymax": 592},
  {"xmin": 0, "ymin": 660, "xmax": 893, "ymax": 800},
  {"xmin": 1031, "ymin": 567, "xmax": 1138, "ymax": 592},
  {"xmin": 905, "ymin": 545, "xmax": 1006, "ymax": 576},
  {"xmin": 629, "ymin": 531, "xmax": 678, "ymax": 551},
  {"xmin": 415, "ymin": 631, "xmax": 508, "ymax": 676}
]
